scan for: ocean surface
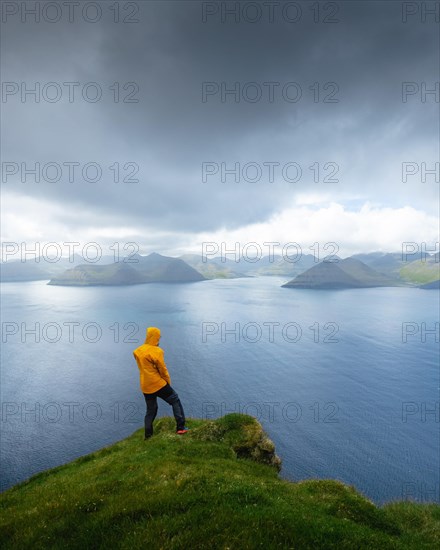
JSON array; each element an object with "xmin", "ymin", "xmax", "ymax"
[{"xmin": 1, "ymin": 278, "xmax": 439, "ymax": 504}]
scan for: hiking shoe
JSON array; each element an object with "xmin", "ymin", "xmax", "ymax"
[
  {"xmin": 144, "ymin": 435, "xmax": 152, "ymax": 440},
  {"xmin": 176, "ymin": 427, "xmax": 189, "ymax": 435}
]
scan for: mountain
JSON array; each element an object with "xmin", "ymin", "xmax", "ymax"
[
  {"xmin": 48, "ymin": 253, "xmax": 206, "ymax": 286},
  {"xmin": 1, "ymin": 413, "xmax": 439, "ymax": 549},
  {"xmin": 179, "ymin": 254, "xmax": 248, "ymax": 279},
  {"xmin": 351, "ymin": 252, "xmax": 404, "ymax": 279},
  {"xmin": 352, "ymin": 251, "xmax": 440, "ymax": 286},
  {"xmin": 419, "ymin": 279, "xmax": 440, "ymax": 289},
  {"xmin": 4, "ymin": 249, "xmax": 439, "ymax": 286},
  {"xmin": 210, "ymin": 253, "xmax": 317, "ymax": 277},
  {"xmin": 0, "ymin": 261, "xmax": 53, "ymax": 282},
  {"xmin": 282, "ymin": 258, "xmax": 401, "ymax": 289},
  {"xmin": 0, "ymin": 254, "xmax": 116, "ymax": 282},
  {"xmin": 399, "ymin": 255, "xmax": 440, "ymax": 285},
  {"xmin": 244, "ymin": 254, "xmax": 317, "ymax": 277},
  {"xmin": 47, "ymin": 263, "xmax": 145, "ymax": 286}
]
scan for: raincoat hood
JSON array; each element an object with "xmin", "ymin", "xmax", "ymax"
[{"xmin": 145, "ymin": 327, "xmax": 161, "ymax": 346}]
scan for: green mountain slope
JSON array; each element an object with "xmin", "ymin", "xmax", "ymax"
[
  {"xmin": 208, "ymin": 254, "xmax": 317, "ymax": 277},
  {"xmin": 399, "ymin": 256, "xmax": 440, "ymax": 285},
  {"xmin": 179, "ymin": 254, "xmax": 249, "ymax": 279},
  {"xmin": 351, "ymin": 252, "xmax": 440, "ymax": 286},
  {"xmin": 47, "ymin": 263, "xmax": 145, "ymax": 286},
  {"xmin": 351, "ymin": 252, "xmax": 405, "ymax": 279},
  {"xmin": 1, "ymin": 414, "xmax": 439, "ymax": 549},
  {"xmin": 282, "ymin": 258, "xmax": 400, "ymax": 289},
  {"xmin": 48, "ymin": 253, "xmax": 206, "ymax": 286}
]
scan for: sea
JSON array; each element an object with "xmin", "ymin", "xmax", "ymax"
[{"xmin": 1, "ymin": 277, "xmax": 439, "ymax": 505}]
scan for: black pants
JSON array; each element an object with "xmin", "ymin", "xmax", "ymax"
[{"xmin": 143, "ymin": 384, "xmax": 186, "ymax": 437}]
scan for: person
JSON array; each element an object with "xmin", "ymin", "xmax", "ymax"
[{"xmin": 133, "ymin": 327, "xmax": 188, "ymax": 439}]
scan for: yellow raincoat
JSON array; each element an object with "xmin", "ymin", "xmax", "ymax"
[{"xmin": 133, "ymin": 327, "xmax": 171, "ymax": 394}]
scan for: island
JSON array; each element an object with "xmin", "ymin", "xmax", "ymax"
[
  {"xmin": 48, "ymin": 253, "xmax": 206, "ymax": 286},
  {"xmin": 282, "ymin": 257, "xmax": 403, "ymax": 289},
  {"xmin": 2, "ymin": 250, "xmax": 438, "ymax": 289}
]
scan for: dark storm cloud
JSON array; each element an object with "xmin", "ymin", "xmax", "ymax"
[{"xmin": 2, "ymin": 1, "xmax": 439, "ymax": 237}]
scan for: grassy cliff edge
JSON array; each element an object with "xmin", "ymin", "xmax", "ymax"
[{"xmin": 1, "ymin": 414, "xmax": 439, "ymax": 549}]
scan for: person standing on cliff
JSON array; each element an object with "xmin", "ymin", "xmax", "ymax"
[{"xmin": 133, "ymin": 327, "xmax": 189, "ymax": 439}]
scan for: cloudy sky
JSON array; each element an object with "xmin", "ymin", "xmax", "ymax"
[{"xmin": 1, "ymin": 0, "xmax": 439, "ymax": 260}]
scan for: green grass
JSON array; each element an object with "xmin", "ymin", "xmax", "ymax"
[
  {"xmin": 1, "ymin": 414, "xmax": 439, "ymax": 549},
  {"xmin": 399, "ymin": 259, "xmax": 440, "ymax": 285}
]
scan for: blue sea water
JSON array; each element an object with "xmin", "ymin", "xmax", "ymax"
[{"xmin": 1, "ymin": 278, "xmax": 439, "ymax": 505}]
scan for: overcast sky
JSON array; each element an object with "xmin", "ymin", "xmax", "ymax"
[{"xmin": 1, "ymin": 0, "xmax": 439, "ymax": 260}]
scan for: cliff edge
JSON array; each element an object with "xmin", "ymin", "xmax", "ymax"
[{"xmin": 1, "ymin": 414, "xmax": 439, "ymax": 549}]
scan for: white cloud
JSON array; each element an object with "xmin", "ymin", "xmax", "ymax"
[
  {"xmin": 2, "ymin": 189, "xmax": 438, "ymax": 261},
  {"xmin": 190, "ymin": 201, "xmax": 439, "ymax": 258}
]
